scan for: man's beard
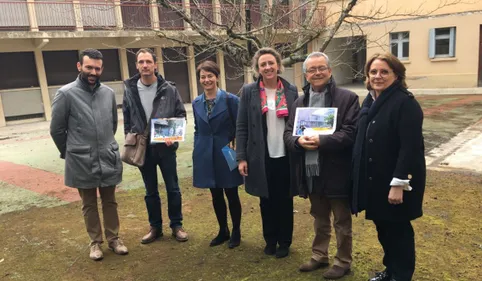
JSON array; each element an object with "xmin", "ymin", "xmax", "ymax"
[{"xmin": 80, "ymin": 71, "xmax": 100, "ymax": 85}]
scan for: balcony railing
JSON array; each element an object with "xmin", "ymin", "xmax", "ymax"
[{"xmin": 0, "ymin": 0, "xmax": 326, "ymax": 32}]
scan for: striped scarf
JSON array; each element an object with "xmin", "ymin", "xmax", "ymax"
[{"xmin": 260, "ymin": 79, "xmax": 288, "ymax": 118}]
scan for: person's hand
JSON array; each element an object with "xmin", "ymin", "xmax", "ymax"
[
  {"xmin": 238, "ymin": 160, "xmax": 248, "ymax": 176},
  {"xmin": 388, "ymin": 186, "xmax": 404, "ymax": 205},
  {"xmin": 297, "ymin": 136, "xmax": 318, "ymax": 150},
  {"xmin": 165, "ymin": 140, "xmax": 173, "ymax": 146},
  {"xmin": 228, "ymin": 142, "xmax": 236, "ymax": 150},
  {"xmin": 308, "ymin": 136, "xmax": 320, "ymax": 148}
]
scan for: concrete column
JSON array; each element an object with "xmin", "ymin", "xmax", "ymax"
[
  {"xmin": 34, "ymin": 49, "xmax": 52, "ymax": 121},
  {"xmin": 0, "ymin": 94, "xmax": 6, "ymax": 127},
  {"xmin": 240, "ymin": 0, "xmax": 246, "ymax": 32},
  {"xmin": 73, "ymin": 0, "xmax": 84, "ymax": 31},
  {"xmin": 155, "ymin": 47, "xmax": 165, "ymax": 76},
  {"xmin": 150, "ymin": 1, "xmax": 160, "ymax": 30},
  {"xmin": 114, "ymin": 0, "xmax": 124, "ymax": 30},
  {"xmin": 119, "ymin": 48, "xmax": 130, "ymax": 80},
  {"xmin": 187, "ymin": 46, "xmax": 198, "ymax": 101},
  {"xmin": 26, "ymin": 0, "xmax": 39, "ymax": 32},
  {"xmin": 212, "ymin": 0, "xmax": 221, "ymax": 25},
  {"xmin": 244, "ymin": 66, "xmax": 254, "ymax": 84},
  {"xmin": 293, "ymin": 62, "xmax": 304, "ymax": 92},
  {"xmin": 182, "ymin": 0, "xmax": 192, "ymax": 30},
  {"xmin": 216, "ymin": 50, "xmax": 226, "ymax": 90}
]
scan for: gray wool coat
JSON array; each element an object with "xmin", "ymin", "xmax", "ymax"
[{"xmin": 50, "ymin": 77, "xmax": 122, "ymax": 189}]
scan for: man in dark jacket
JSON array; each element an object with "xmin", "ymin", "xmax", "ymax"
[
  {"xmin": 50, "ymin": 49, "xmax": 128, "ymax": 261},
  {"xmin": 284, "ymin": 52, "xmax": 360, "ymax": 280},
  {"xmin": 122, "ymin": 48, "xmax": 188, "ymax": 244}
]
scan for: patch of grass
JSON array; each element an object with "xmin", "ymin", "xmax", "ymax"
[{"xmin": 0, "ymin": 171, "xmax": 481, "ymax": 281}]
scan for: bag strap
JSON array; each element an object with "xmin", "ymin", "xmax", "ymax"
[
  {"xmin": 143, "ymin": 95, "xmax": 162, "ymax": 137},
  {"xmin": 225, "ymin": 93, "xmax": 236, "ymax": 145}
]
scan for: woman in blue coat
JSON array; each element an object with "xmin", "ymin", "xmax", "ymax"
[{"xmin": 192, "ymin": 61, "xmax": 244, "ymax": 248}]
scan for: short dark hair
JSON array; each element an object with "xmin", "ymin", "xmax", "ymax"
[
  {"xmin": 79, "ymin": 48, "xmax": 103, "ymax": 65},
  {"xmin": 196, "ymin": 60, "xmax": 220, "ymax": 78},
  {"xmin": 136, "ymin": 48, "xmax": 157, "ymax": 63}
]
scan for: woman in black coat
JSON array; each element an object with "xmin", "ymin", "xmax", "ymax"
[
  {"xmin": 236, "ymin": 47, "xmax": 298, "ymax": 258},
  {"xmin": 352, "ymin": 53, "xmax": 426, "ymax": 281}
]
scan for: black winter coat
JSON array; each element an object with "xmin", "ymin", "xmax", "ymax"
[
  {"xmin": 235, "ymin": 77, "xmax": 299, "ymax": 198},
  {"xmin": 352, "ymin": 82, "xmax": 426, "ymax": 221},
  {"xmin": 284, "ymin": 79, "xmax": 360, "ymax": 198}
]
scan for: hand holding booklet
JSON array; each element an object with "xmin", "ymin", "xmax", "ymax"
[
  {"xmin": 292, "ymin": 107, "xmax": 337, "ymax": 136},
  {"xmin": 150, "ymin": 118, "xmax": 186, "ymax": 143}
]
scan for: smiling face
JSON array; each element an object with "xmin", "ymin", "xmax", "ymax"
[
  {"xmin": 77, "ymin": 56, "xmax": 103, "ymax": 85},
  {"xmin": 199, "ymin": 69, "xmax": 218, "ymax": 92},
  {"xmin": 304, "ymin": 55, "xmax": 332, "ymax": 91},
  {"xmin": 257, "ymin": 54, "xmax": 279, "ymax": 82},
  {"xmin": 368, "ymin": 59, "xmax": 398, "ymax": 94}
]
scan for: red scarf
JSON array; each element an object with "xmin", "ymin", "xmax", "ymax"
[{"xmin": 260, "ymin": 79, "xmax": 288, "ymax": 118}]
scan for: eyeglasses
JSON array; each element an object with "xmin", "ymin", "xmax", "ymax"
[
  {"xmin": 369, "ymin": 69, "xmax": 392, "ymax": 77},
  {"xmin": 306, "ymin": 66, "xmax": 329, "ymax": 74}
]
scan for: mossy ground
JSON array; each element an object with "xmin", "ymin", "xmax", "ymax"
[{"xmin": 1, "ymin": 170, "xmax": 481, "ymax": 281}]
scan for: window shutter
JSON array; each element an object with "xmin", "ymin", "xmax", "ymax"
[
  {"xmin": 449, "ymin": 27, "xmax": 456, "ymax": 57},
  {"xmin": 428, "ymin": 28, "xmax": 435, "ymax": 58}
]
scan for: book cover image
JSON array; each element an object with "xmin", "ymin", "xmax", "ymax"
[
  {"xmin": 292, "ymin": 107, "xmax": 338, "ymax": 136},
  {"xmin": 150, "ymin": 118, "xmax": 186, "ymax": 143}
]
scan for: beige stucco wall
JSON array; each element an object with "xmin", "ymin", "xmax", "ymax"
[
  {"xmin": 361, "ymin": 12, "xmax": 482, "ymax": 88},
  {"xmin": 327, "ymin": 9, "xmax": 482, "ymax": 88}
]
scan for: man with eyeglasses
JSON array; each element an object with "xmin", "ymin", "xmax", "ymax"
[
  {"xmin": 284, "ymin": 51, "xmax": 360, "ymax": 279},
  {"xmin": 50, "ymin": 48, "xmax": 128, "ymax": 261}
]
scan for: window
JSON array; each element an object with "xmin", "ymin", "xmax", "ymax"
[
  {"xmin": 0, "ymin": 52, "xmax": 39, "ymax": 90},
  {"xmin": 390, "ymin": 32, "xmax": 409, "ymax": 60},
  {"xmin": 429, "ymin": 27, "xmax": 456, "ymax": 58},
  {"xmin": 43, "ymin": 50, "xmax": 79, "ymax": 86}
]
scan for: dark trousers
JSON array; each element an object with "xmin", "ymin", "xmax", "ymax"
[
  {"xmin": 209, "ymin": 188, "xmax": 242, "ymax": 231},
  {"xmin": 374, "ymin": 220, "xmax": 415, "ymax": 281},
  {"xmin": 139, "ymin": 147, "xmax": 183, "ymax": 229},
  {"xmin": 260, "ymin": 156, "xmax": 293, "ymax": 248}
]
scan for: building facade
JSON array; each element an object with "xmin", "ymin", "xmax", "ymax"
[
  {"xmin": 0, "ymin": 0, "xmax": 313, "ymax": 126},
  {"xmin": 317, "ymin": 0, "xmax": 482, "ymax": 90}
]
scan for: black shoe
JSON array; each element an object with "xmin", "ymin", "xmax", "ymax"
[
  {"xmin": 209, "ymin": 228, "xmax": 230, "ymax": 247},
  {"xmin": 228, "ymin": 229, "xmax": 241, "ymax": 249},
  {"xmin": 368, "ymin": 270, "xmax": 391, "ymax": 281},
  {"xmin": 275, "ymin": 246, "xmax": 290, "ymax": 258},
  {"xmin": 264, "ymin": 244, "xmax": 276, "ymax": 255}
]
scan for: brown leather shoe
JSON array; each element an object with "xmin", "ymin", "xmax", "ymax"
[
  {"xmin": 172, "ymin": 226, "xmax": 188, "ymax": 242},
  {"xmin": 108, "ymin": 239, "xmax": 129, "ymax": 255},
  {"xmin": 323, "ymin": 265, "xmax": 351, "ymax": 280},
  {"xmin": 141, "ymin": 227, "xmax": 163, "ymax": 244},
  {"xmin": 299, "ymin": 258, "xmax": 329, "ymax": 272}
]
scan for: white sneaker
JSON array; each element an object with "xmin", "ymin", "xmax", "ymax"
[
  {"xmin": 89, "ymin": 243, "xmax": 103, "ymax": 261},
  {"xmin": 108, "ymin": 239, "xmax": 129, "ymax": 255}
]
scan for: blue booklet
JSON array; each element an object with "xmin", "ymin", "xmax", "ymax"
[{"xmin": 221, "ymin": 145, "xmax": 237, "ymax": 171}]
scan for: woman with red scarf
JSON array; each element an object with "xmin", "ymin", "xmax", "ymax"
[{"xmin": 236, "ymin": 47, "xmax": 299, "ymax": 258}]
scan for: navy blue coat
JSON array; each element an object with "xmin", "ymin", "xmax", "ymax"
[{"xmin": 192, "ymin": 90, "xmax": 244, "ymax": 188}]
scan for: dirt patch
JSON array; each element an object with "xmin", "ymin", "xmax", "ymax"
[
  {"xmin": 423, "ymin": 95, "xmax": 482, "ymax": 117},
  {"xmin": 0, "ymin": 160, "xmax": 79, "ymax": 202}
]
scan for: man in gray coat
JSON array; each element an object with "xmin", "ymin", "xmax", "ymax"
[{"xmin": 50, "ymin": 49, "xmax": 128, "ymax": 261}]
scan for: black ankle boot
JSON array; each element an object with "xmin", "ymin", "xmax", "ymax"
[
  {"xmin": 228, "ymin": 229, "xmax": 241, "ymax": 249},
  {"xmin": 209, "ymin": 227, "xmax": 230, "ymax": 247}
]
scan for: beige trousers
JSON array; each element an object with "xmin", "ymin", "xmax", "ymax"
[
  {"xmin": 78, "ymin": 186, "xmax": 119, "ymax": 245},
  {"xmin": 309, "ymin": 194, "xmax": 352, "ymax": 269}
]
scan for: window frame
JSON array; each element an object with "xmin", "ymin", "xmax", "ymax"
[
  {"xmin": 389, "ymin": 31, "xmax": 410, "ymax": 60},
  {"xmin": 429, "ymin": 27, "xmax": 456, "ymax": 58}
]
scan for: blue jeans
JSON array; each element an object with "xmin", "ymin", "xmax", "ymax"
[{"xmin": 139, "ymin": 147, "xmax": 183, "ymax": 229}]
